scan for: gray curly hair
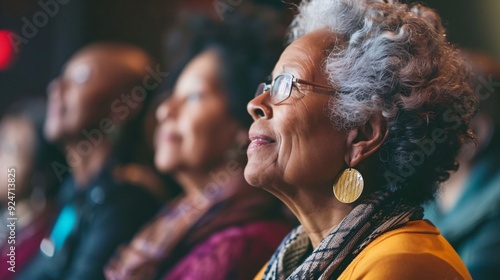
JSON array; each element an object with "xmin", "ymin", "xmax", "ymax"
[{"xmin": 289, "ymin": 0, "xmax": 477, "ymax": 203}]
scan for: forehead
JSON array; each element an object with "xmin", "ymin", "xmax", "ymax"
[
  {"xmin": 175, "ymin": 50, "xmax": 221, "ymax": 90},
  {"xmin": 273, "ymin": 29, "xmax": 339, "ymax": 80},
  {"xmin": 0, "ymin": 117, "xmax": 35, "ymax": 150}
]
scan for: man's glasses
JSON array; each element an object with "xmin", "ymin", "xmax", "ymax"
[{"xmin": 255, "ymin": 73, "xmax": 338, "ymax": 104}]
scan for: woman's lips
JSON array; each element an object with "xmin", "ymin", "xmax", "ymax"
[
  {"xmin": 47, "ymin": 101, "xmax": 63, "ymax": 118},
  {"xmin": 248, "ymin": 134, "xmax": 275, "ymax": 150},
  {"xmin": 155, "ymin": 127, "xmax": 182, "ymax": 147},
  {"xmin": 161, "ymin": 132, "xmax": 182, "ymax": 143}
]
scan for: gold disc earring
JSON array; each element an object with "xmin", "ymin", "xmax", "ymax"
[{"xmin": 333, "ymin": 168, "xmax": 364, "ymax": 203}]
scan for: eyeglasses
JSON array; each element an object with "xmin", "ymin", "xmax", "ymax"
[{"xmin": 255, "ymin": 73, "xmax": 338, "ymax": 104}]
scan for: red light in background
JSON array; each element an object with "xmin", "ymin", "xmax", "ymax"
[{"xmin": 0, "ymin": 30, "xmax": 16, "ymax": 71}]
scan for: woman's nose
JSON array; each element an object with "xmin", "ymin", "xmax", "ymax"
[
  {"xmin": 247, "ymin": 89, "xmax": 272, "ymax": 121},
  {"xmin": 47, "ymin": 78, "xmax": 62, "ymax": 98}
]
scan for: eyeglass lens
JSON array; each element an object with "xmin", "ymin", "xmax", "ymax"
[
  {"xmin": 272, "ymin": 74, "xmax": 292, "ymax": 103},
  {"xmin": 254, "ymin": 74, "xmax": 294, "ymax": 104}
]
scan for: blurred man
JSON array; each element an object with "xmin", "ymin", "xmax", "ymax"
[{"xmin": 18, "ymin": 43, "xmax": 164, "ymax": 280}]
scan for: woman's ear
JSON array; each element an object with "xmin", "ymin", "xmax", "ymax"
[{"xmin": 344, "ymin": 113, "xmax": 388, "ymax": 167}]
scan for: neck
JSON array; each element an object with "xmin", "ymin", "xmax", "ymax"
[
  {"xmin": 174, "ymin": 162, "xmax": 242, "ymax": 199},
  {"xmin": 269, "ymin": 184, "xmax": 354, "ymax": 249},
  {"xmin": 65, "ymin": 137, "xmax": 113, "ymax": 187}
]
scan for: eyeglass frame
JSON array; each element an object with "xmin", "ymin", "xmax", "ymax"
[{"xmin": 255, "ymin": 73, "xmax": 338, "ymax": 104}]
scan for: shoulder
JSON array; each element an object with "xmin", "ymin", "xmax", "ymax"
[
  {"xmin": 164, "ymin": 220, "xmax": 290, "ymax": 280},
  {"xmin": 92, "ymin": 165, "xmax": 161, "ymax": 210},
  {"xmin": 202, "ymin": 220, "xmax": 291, "ymax": 253},
  {"xmin": 182, "ymin": 220, "xmax": 290, "ymax": 264},
  {"xmin": 78, "ymin": 167, "xmax": 161, "ymax": 231},
  {"xmin": 340, "ymin": 220, "xmax": 472, "ymax": 280}
]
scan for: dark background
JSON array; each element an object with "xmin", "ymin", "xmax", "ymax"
[{"xmin": 1, "ymin": 0, "xmax": 499, "ymax": 116}]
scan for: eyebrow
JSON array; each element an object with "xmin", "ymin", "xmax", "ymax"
[{"xmin": 273, "ymin": 65, "xmax": 297, "ymax": 79}]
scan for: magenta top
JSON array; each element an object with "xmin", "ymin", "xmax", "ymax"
[{"xmin": 164, "ymin": 220, "xmax": 291, "ymax": 280}]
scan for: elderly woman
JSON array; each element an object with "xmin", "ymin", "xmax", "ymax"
[
  {"xmin": 105, "ymin": 11, "xmax": 291, "ymax": 280},
  {"xmin": 247, "ymin": 0, "xmax": 476, "ymax": 279}
]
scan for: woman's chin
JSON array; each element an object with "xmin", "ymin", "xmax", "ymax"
[
  {"xmin": 154, "ymin": 155, "xmax": 178, "ymax": 174},
  {"xmin": 243, "ymin": 164, "xmax": 265, "ymax": 188}
]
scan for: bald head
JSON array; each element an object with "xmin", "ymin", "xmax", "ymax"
[
  {"xmin": 44, "ymin": 43, "xmax": 156, "ymax": 143},
  {"xmin": 75, "ymin": 43, "xmax": 155, "ymax": 81}
]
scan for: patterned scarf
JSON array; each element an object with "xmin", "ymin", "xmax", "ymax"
[{"xmin": 262, "ymin": 190, "xmax": 424, "ymax": 280}]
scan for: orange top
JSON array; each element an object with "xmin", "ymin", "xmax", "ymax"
[{"xmin": 254, "ymin": 220, "xmax": 472, "ymax": 280}]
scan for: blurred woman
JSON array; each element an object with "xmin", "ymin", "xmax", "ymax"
[
  {"xmin": 0, "ymin": 99, "xmax": 66, "ymax": 280},
  {"xmin": 425, "ymin": 53, "xmax": 500, "ymax": 279},
  {"xmin": 105, "ymin": 11, "xmax": 292, "ymax": 280}
]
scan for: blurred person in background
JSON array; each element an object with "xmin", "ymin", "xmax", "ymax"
[
  {"xmin": 105, "ymin": 10, "xmax": 293, "ymax": 280},
  {"xmin": 0, "ymin": 99, "xmax": 66, "ymax": 280},
  {"xmin": 425, "ymin": 53, "xmax": 500, "ymax": 279},
  {"xmin": 17, "ymin": 43, "xmax": 165, "ymax": 280}
]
